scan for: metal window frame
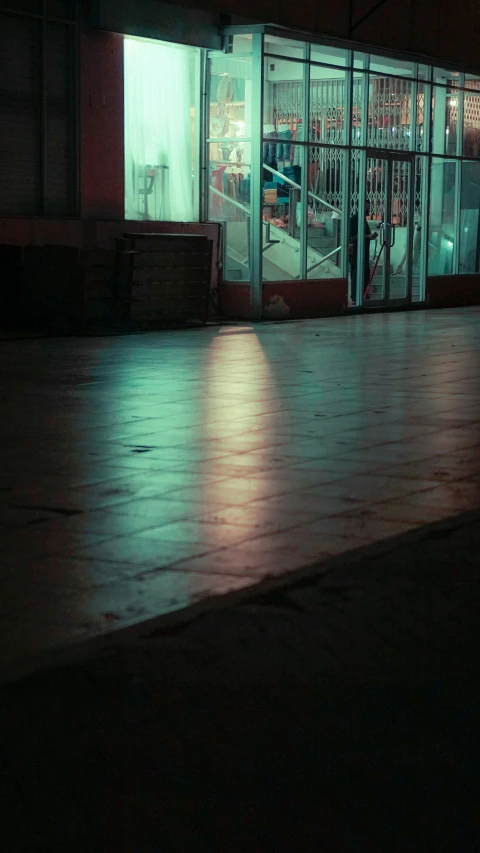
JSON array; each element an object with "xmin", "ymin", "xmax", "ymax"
[
  {"xmin": 193, "ymin": 47, "xmax": 205, "ymax": 223},
  {"xmin": 341, "ymin": 51, "xmax": 354, "ymax": 283},
  {"xmin": 453, "ymin": 75, "xmax": 465, "ymax": 275},
  {"xmin": 201, "ymin": 22, "xmax": 480, "ymax": 309},
  {"xmin": 250, "ymin": 31, "xmax": 264, "ymax": 318},
  {"xmin": 418, "ymin": 82, "xmax": 431, "ymax": 299},
  {"xmin": 299, "ymin": 43, "xmax": 310, "ymax": 280},
  {"xmin": 355, "ymin": 55, "xmax": 370, "ymax": 307}
]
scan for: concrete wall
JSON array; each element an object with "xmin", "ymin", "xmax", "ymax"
[{"xmin": 80, "ymin": 30, "xmax": 125, "ymax": 220}]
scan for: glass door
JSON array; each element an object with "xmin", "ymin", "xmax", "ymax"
[{"xmin": 360, "ymin": 152, "xmax": 414, "ymax": 306}]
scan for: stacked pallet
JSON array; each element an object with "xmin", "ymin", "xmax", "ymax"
[{"xmin": 112, "ymin": 233, "xmax": 213, "ymax": 328}]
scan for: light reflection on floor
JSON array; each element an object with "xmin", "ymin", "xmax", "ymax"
[{"xmin": 2, "ymin": 308, "xmax": 480, "ymax": 666}]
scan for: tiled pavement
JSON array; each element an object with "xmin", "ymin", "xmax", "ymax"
[
  {"xmin": 3, "ymin": 307, "xmax": 480, "ymax": 668},
  {"xmin": 1, "ymin": 506, "xmax": 479, "ymax": 851}
]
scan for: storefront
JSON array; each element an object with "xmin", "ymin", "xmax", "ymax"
[
  {"xmin": 122, "ymin": 25, "xmax": 480, "ymax": 319},
  {"xmin": 1, "ymin": 1, "xmax": 480, "ymax": 325}
]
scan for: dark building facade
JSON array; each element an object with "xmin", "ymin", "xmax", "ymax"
[{"xmin": 2, "ymin": 0, "xmax": 480, "ymax": 324}]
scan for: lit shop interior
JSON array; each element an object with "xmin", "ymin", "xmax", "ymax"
[{"xmin": 124, "ymin": 29, "xmax": 480, "ymax": 309}]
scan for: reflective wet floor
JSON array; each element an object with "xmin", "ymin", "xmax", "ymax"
[{"xmin": 3, "ymin": 307, "xmax": 480, "ymax": 666}]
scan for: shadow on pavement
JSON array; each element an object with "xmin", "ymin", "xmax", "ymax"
[{"xmin": 1, "ymin": 509, "xmax": 480, "ymax": 852}]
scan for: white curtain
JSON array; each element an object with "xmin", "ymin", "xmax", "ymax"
[{"xmin": 124, "ymin": 38, "xmax": 194, "ymax": 222}]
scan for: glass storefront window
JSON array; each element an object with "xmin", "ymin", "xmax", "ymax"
[
  {"xmin": 428, "ymin": 158, "xmax": 458, "ymax": 275},
  {"xmin": 262, "ymin": 47, "xmax": 304, "ymax": 280},
  {"xmin": 369, "ymin": 56, "xmax": 416, "ymax": 77},
  {"xmin": 263, "ymin": 56, "xmax": 305, "ymax": 142},
  {"xmin": 460, "ymin": 161, "xmax": 480, "ymax": 273},
  {"xmin": 352, "ymin": 72, "xmax": 365, "ymax": 145},
  {"xmin": 264, "ymin": 35, "xmax": 305, "ymax": 59},
  {"xmin": 262, "ymin": 176, "xmax": 302, "ymax": 281},
  {"xmin": 207, "ymin": 52, "xmax": 252, "ymax": 281},
  {"xmin": 418, "ymin": 65, "xmax": 431, "ymax": 82},
  {"xmin": 432, "ymin": 86, "xmax": 460, "ymax": 155},
  {"xmin": 310, "ymin": 65, "xmax": 347, "ymax": 145},
  {"xmin": 124, "ymin": 37, "xmax": 200, "ymax": 222},
  {"xmin": 354, "ymin": 52, "xmax": 368, "ymax": 69},
  {"xmin": 348, "ymin": 152, "xmax": 382, "ymax": 305},
  {"xmin": 310, "ymin": 45, "xmax": 348, "ymax": 67},
  {"xmin": 209, "ymin": 55, "xmax": 252, "ymax": 139},
  {"xmin": 203, "ymin": 30, "xmax": 480, "ymax": 297},
  {"xmin": 307, "ymin": 147, "xmax": 343, "ymax": 279},
  {"xmin": 416, "ymin": 83, "xmax": 428, "ymax": 152},
  {"xmin": 368, "ymin": 75, "xmax": 413, "ymax": 151},
  {"xmin": 231, "ymin": 34, "xmax": 252, "ymax": 54},
  {"xmin": 433, "ymin": 68, "xmax": 461, "ymax": 86},
  {"xmin": 208, "ymin": 145, "xmax": 251, "ymax": 281},
  {"xmin": 463, "ymin": 93, "xmax": 480, "ymax": 158},
  {"xmin": 465, "ymin": 75, "xmax": 480, "ymax": 90}
]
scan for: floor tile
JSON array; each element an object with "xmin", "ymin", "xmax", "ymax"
[
  {"xmin": 307, "ymin": 474, "xmax": 435, "ymax": 501},
  {"xmin": 135, "ymin": 520, "xmax": 260, "ymax": 547},
  {"xmin": 72, "ymin": 536, "xmax": 216, "ymax": 568},
  {"xmin": 296, "ymin": 515, "xmax": 418, "ymax": 543},
  {"xmin": 169, "ymin": 478, "xmax": 296, "ymax": 505},
  {"xmin": 0, "ymin": 570, "xmax": 253, "ymax": 636},
  {"xmin": 346, "ymin": 502, "xmax": 454, "ymax": 525},
  {"xmin": 5, "ymin": 308, "xmax": 480, "ymax": 665},
  {"xmin": 199, "ymin": 503, "xmax": 321, "ymax": 531}
]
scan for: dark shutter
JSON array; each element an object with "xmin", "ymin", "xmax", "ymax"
[
  {"xmin": 45, "ymin": 22, "xmax": 74, "ymax": 215},
  {"xmin": 0, "ymin": 14, "xmax": 41, "ymax": 214},
  {"xmin": 0, "ymin": 7, "xmax": 76, "ymax": 217}
]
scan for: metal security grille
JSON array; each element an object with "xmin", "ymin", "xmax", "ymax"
[
  {"xmin": 310, "ymin": 79, "xmax": 345, "ymax": 144},
  {"xmin": 366, "ymin": 156, "xmax": 387, "ymax": 222},
  {"xmin": 271, "ymin": 81, "xmax": 303, "ymax": 130},
  {"xmin": 351, "ymin": 155, "xmax": 412, "ymax": 225},
  {"xmin": 272, "ymin": 78, "xmax": 425, "ymax": 220},
  {"xmin": 414, "ymin": 156, "xmax": 423, "ymax": 219},
  {"xmin": 352, "ymin": 78, "xmax": 363, "ymax": 142},
  {"xmin": 309, "ymin": 147, "xmax": 343, "ymax": 213},
  {"xmin": 464, "ymin": 90, "xmax": 480, "ymax": 157},
  {"xmin": 416, "ymin": 85, "xmax": 426, "ymax": 150},
  {"xmin": 367, "ymin": 76, "xmax": 411, "ymax": 150},
  {"xmin": 391, "ymin": 159, "xmax": 409, "ymax": 226},
  {"xmin": 350, "ymin": 148, "xmax": 361, "ymax": 216}
]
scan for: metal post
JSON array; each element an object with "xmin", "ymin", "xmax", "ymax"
[
  {"xmin": 300, "ymin": 43, "xmax": 310, "ymax": 280},
  {"xmin": 419, "ymin": 76, "xmax": 432, "ymax": 299},
  {"xmin": 357, "ymin": 56, "xmax": 370, "ymax": 306},
  {"xmin": 385, "ymin": 158, "xmax": 393, "ymax": 301},
  {"xmin": 342, "ymin": 50, "xmax": 354, "ymax": 283},
  {"xmin": 405, "ymin": 156, "xmax": 415, "ymax": 303},
  {"xmin": 193, "ymin": 49, "xmax": 204, "ymax": 223},
  {"xmin": 199, "ymin": 49, "xmax": 210, "ymax": 223},
  {"xmin": 453, "ymin": 76, "xmax": 465, "ymax": 276},
  {"xmin": 250, "ymin": 32, "xmax": 264, "ymax": 319}
]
